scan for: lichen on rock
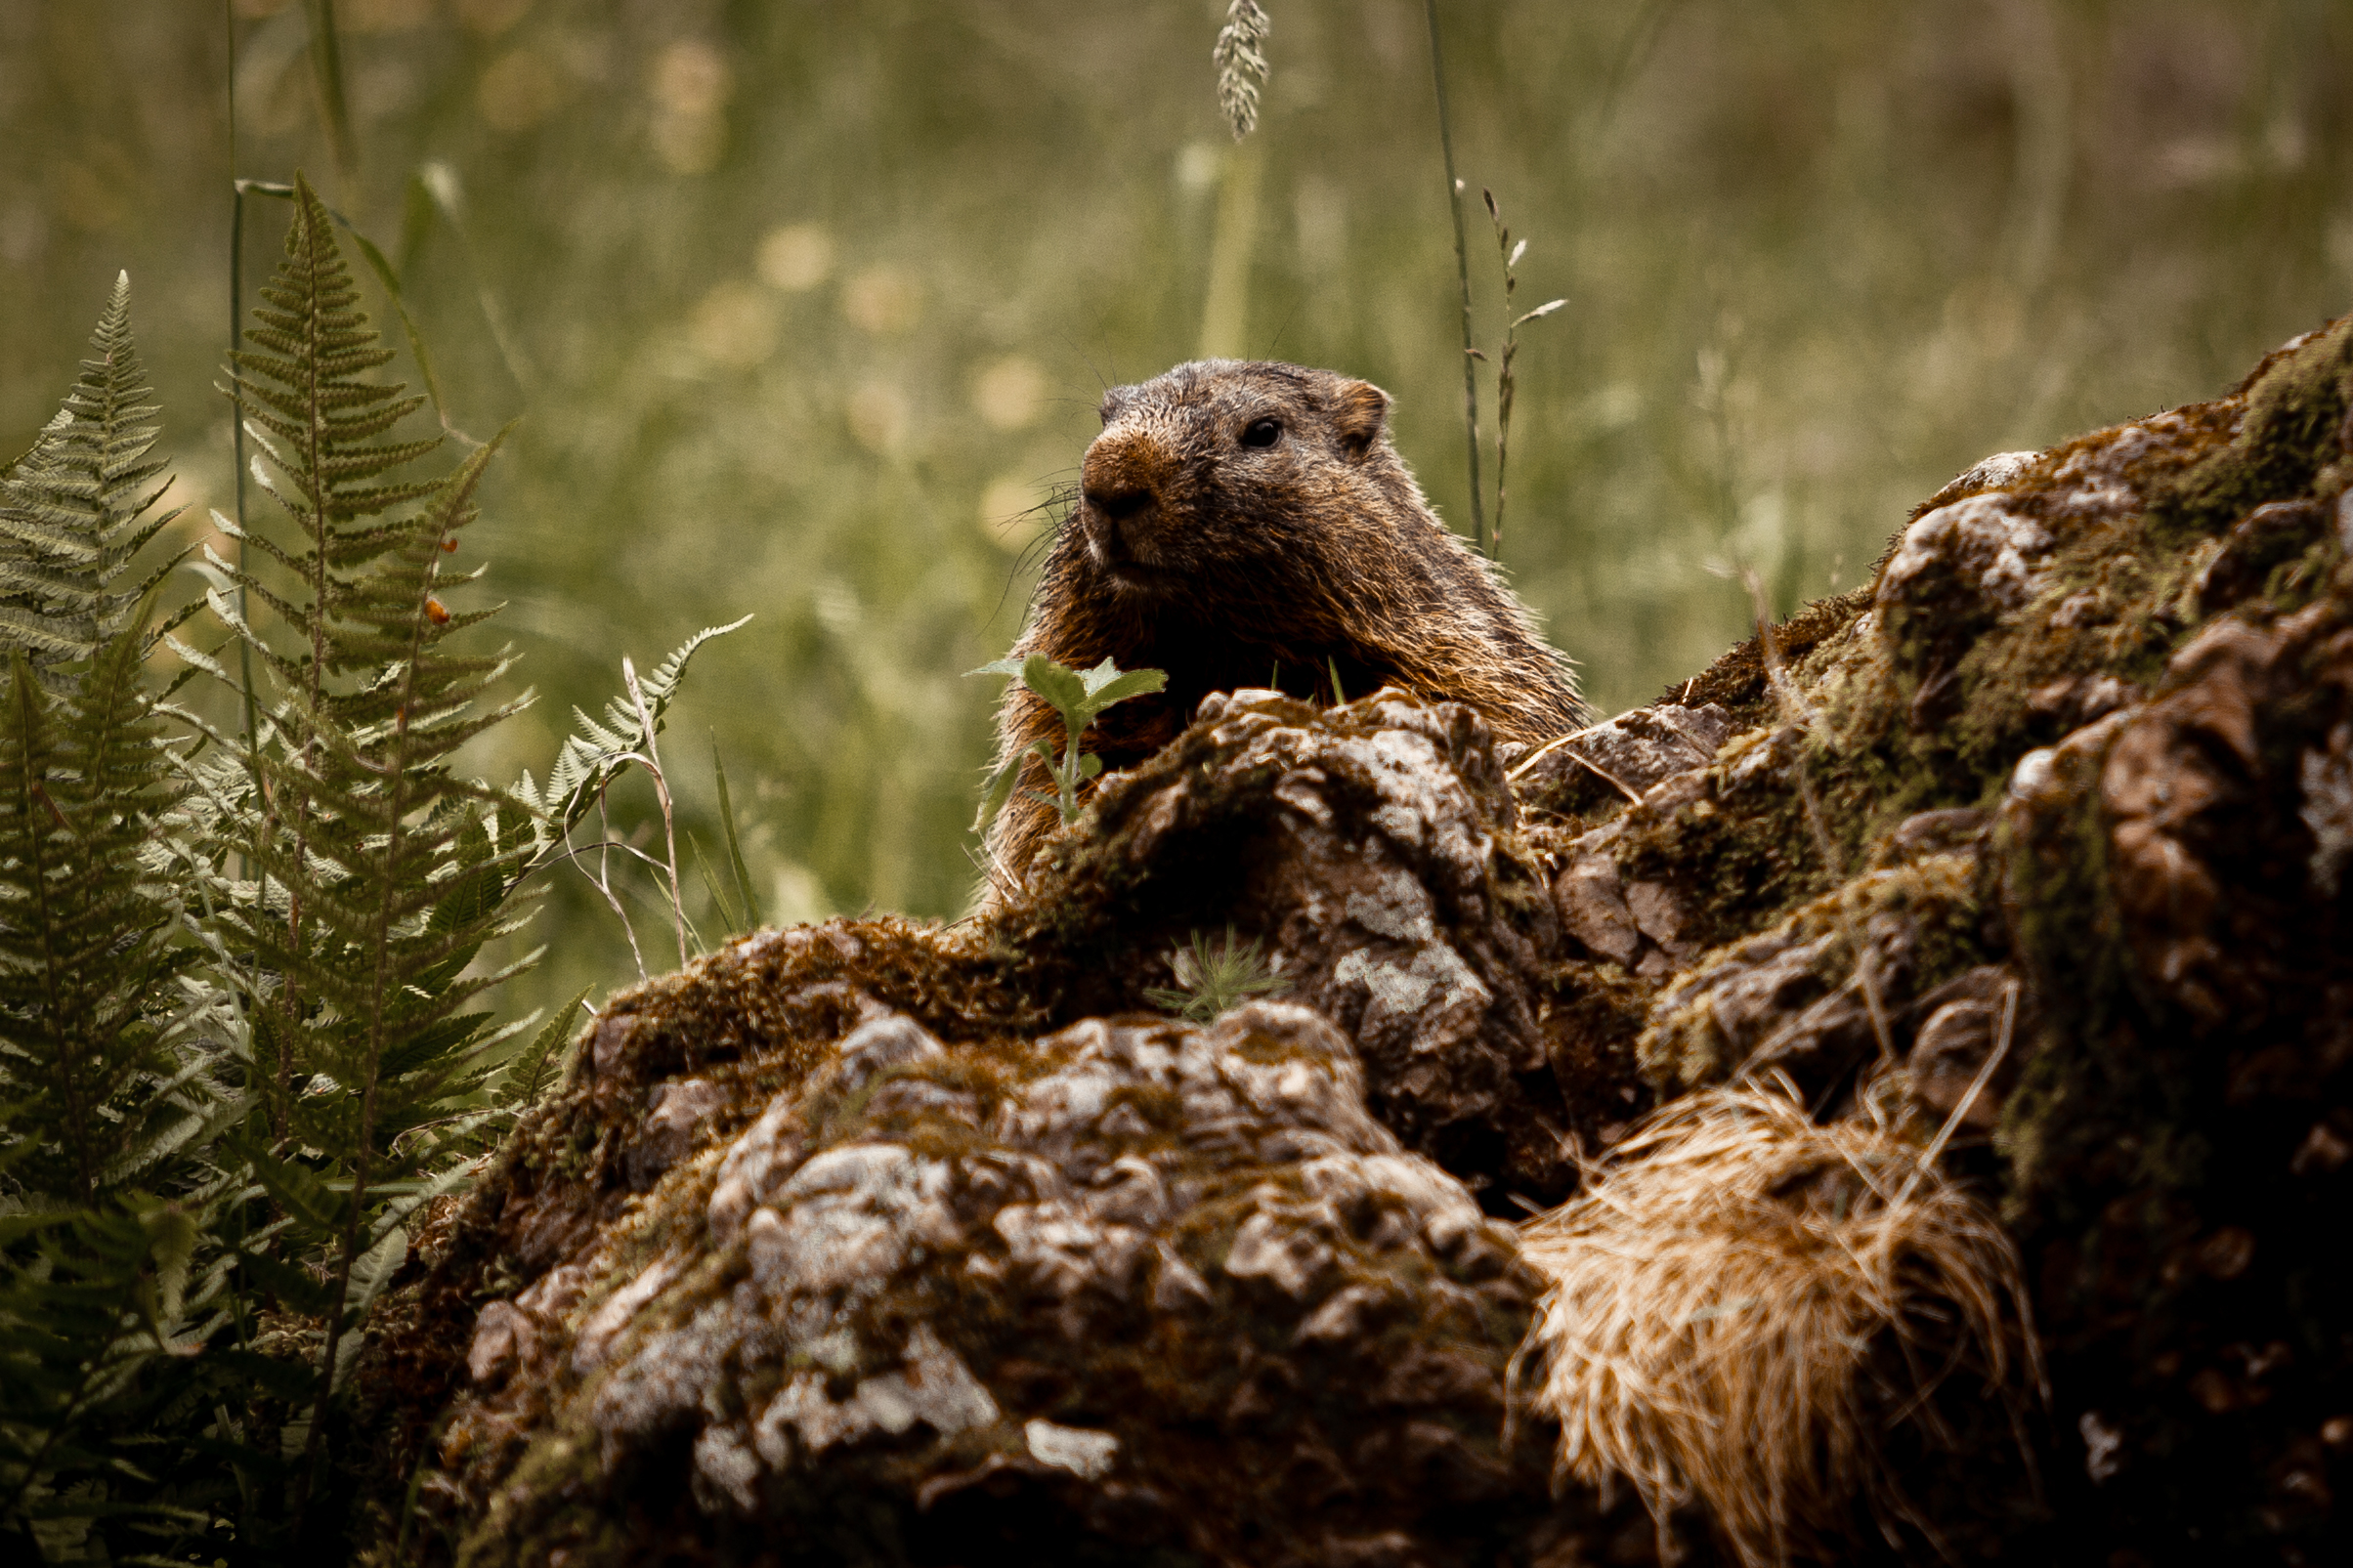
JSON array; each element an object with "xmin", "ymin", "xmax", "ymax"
[
  {"xmin": 990, "ymin": 686, "xmax": 1580, "ymax": 1202},
  {"xmin": 416, "ymin": 1002, "xmax": 1607, "ymax": 1566}
]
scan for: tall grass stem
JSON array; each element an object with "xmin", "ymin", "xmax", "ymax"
[
  {"xmin": 300, "ymin": 0, "xmax": 356, "ymax": 192},
  {"xmin": 227, "ymin": 7, "xmax": 258, "ymax": 767},
  {"xmin": 622, "ymin": 657, "xmax": 693, "ymax": 969},
  {"xmin": 1424, "ymin": 0, "xmax": 1485, "ymax": 556},
  {"xmin": 1198, "ymin": 140, "xmax": 1263, "ymax": 360}
]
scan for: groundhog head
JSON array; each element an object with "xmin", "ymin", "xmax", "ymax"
[{"xmin": 1075, "ymin": 359, "xmax": 1423, "ymax": 605}]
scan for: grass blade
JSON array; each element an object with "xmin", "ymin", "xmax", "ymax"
[
  {"xmin": 301, "ymin": 0, "xmax": 357, "ymax": 184},
  {"xmin": 711, "ymin": 734, "xmax": 763, "ymax": 929}
]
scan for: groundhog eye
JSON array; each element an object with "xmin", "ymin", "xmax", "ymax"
[{"xmin": 1241, "ymin": 418, "xmax": 1281, "ymax": 448}]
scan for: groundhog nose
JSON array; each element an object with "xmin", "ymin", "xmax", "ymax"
[
  {"xmin": 1085, "ymin": 485, "xmax": 1152, "ymax": 522},
  {"xmin": 1081, "ymin": 431, "xmax": 1170, "ymax": 524}
]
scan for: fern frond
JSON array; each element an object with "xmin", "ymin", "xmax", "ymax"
[
  {"xmin": 0, "ymin": 1196, "xmax": 230, "ymax": 1557},
  {"xmin": 496, "ymin": 987, "xmax": 590, "ymax": 1116},
  {"xmin": 526, "ymin": 616, "xmax": 751, "ymax": 859},
  {"xmin": 0, "ymin": 274, "xmax": 188, "ymax": 687},
  {"xmin": 0, "ymin": 596, "xmax": 199, "ymax": 1208}
]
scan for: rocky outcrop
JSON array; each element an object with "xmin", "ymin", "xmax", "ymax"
[
  {"xmin": 371, "ymin": 317, "xmax": 2353, "ymax": 1566},
  {"xmin": 1517, "ymin": 316, "xmax": 2353, "ymax": 1561},
  {"xmin": 992, "ymin": 688, "xmax": 1581, "ymax": 1202},
  {"xmin": 426, "ymin": 1000, "xmax": 1602, "ymax": 1567}
]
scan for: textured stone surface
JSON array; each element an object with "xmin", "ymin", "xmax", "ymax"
[
  {"xmin": 416, "ymin": 1003, "xmax": 1616, "ymax": 1567},
  {"xmin": 1515, "ymin": 701, "xmax": 1736, "ymax": 806},
  {"xmin": 994, "ymin": 687, "xmax": 1579, "ymax": 1203}
]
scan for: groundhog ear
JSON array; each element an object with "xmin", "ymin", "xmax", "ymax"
[{"xmin": 1333, "ymin": 380, "xmax": 1390, "ymax": 457}]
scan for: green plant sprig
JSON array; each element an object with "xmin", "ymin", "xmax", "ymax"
[
  {"xmin": 967, "ymin": 654, "xmax": 1168, "ymax": 828},
  {"xmin": 1142, "ymin": 925, "xmax": 1291, "ymax": 1022}
]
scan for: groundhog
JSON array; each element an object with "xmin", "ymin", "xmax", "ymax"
[{"xmin": 983, "ymin": 358, "xmax": 1587, "ymax": 884}]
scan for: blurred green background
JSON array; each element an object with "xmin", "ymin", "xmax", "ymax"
[{"xmin": 2, "ymin": 0, "xmax": 2347, "ymax": 1019}]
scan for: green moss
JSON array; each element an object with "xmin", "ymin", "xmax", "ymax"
[
  {"xmin": 1606, "ymin": 737, "xmax": 1819, "ymax": 940},
  {"xmin": 1636, "ymin": 853, "xmax": 1991, "ymax": 1090},
  {"xmin": 2148, "ymin": 314, "xmax": 2353, "ymax": 541}
]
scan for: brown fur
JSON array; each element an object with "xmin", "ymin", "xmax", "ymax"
[{"xmin": 985, "ymin": 359, "xmax": 1587, "ymax": 884}]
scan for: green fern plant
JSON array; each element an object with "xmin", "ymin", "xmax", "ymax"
[
  {"xmin": 0, "ymin": 286, "xmax": 218, "ymax": 1207},
  {"xmin": 198, "ymin": 172, "xmax": 542, "ymax": 1522},
  {"xmin": 0, "ymin": 190, "xmax": 748, "ymax": 1561},
  {"xmin": 489, "ymin": 985, "xmax": 593, "ymax": 1123},
  {"xmin": 0, "ymin": 275, "xmax": 241, "ymax": 1567},
  {"xmin": 0, "ymin": 1196, "xmax": 230, "ymax": 1563},
  {"xmin": 517, "ymin": 619, "xmax": 750, "ymax": 849},
  {"xmin": 514, "ymin": 617, "xmax": 749, "ymax": 973},
  {"xmin": 0, "ymin": 624, "xmax": 214, "ymax": 1208}
]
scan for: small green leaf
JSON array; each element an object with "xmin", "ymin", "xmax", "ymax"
[
  {"xmin": 1083, "ymin": 667, "xmax": 1169, "ymax": 709},
  {"xmin": 1019, "ymin": 653, "xmax": 1089, "ymax": 713},
  {"xmin": 135, "ymin": 1200, "xmax": 200, "ymax": 1330},
  {"xmin": 1074, "ymin": 657, "xmax": 1123, "ymax": 698},
  {"xmin": 974, "ymin": 754, "xmax": 1020, "ymax": 829},
  {"xmin": 967, "ymin": 652, "xmax": 1170, "ymax": 832},
  {"xmin": 505, "ymin": 986, "xmax": 591, "ymax": 1109},
  {"xmin": 691, "ymin": 830, "xmax": 743, "ymax": 935},
  {"xmin": 338, "ymin": 1225, "xmax": 408, "ymax": 1342}
]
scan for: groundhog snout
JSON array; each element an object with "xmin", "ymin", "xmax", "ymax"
[{"xmin": 1080, "ymin": 429, "xmax": 1176, "ymax": 562}]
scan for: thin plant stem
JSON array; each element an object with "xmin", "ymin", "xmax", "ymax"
[
  {"xmin": 583, "ymin": 789, "xmax": 648, "ymax": 980},
  {"xmin": 228, "ymin": 12, "xmax": 290, "ymax": 1149},
  {"xmin": 622, "ymin": 658, "xmax": 692, "ymax": 969},
  {"xmin": 1893, "ymin": 979, "xmax": 2020, "ymax": 1208},
  {"xmin": 1488, "ymin": 191, "xmax": 1518, "ymax": 560},
  {"xmin": 540, "ymin": 832, "xmax": 678, "ymax": 883},
  {"xmin": 1197, "ymin": 139, "xmax": 1262, "ymax": 360},
  {"xmin": 1424, "ymin": 0, "xmax": 1485, "ymax": 556},
  {"xmin": 1493, "ymin": 380, "xmax": 1514, "ymax": 559},
  {"xmin": 227, "ymin": 10, "xmax": 258, "ymax": 766},
  {"xmin": 301, "ymin": 0, "xmax": 356, "ymax": 192}
]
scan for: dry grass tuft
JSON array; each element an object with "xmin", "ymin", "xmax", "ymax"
[{"xmin": 1516, "ymin": 1083, "xmax": 2038, "ymax": 1566}]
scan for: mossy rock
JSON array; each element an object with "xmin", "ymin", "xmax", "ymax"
[{"xmin": 366, "ymin": 318, "xmax": 2353, "ymax": 1565}]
